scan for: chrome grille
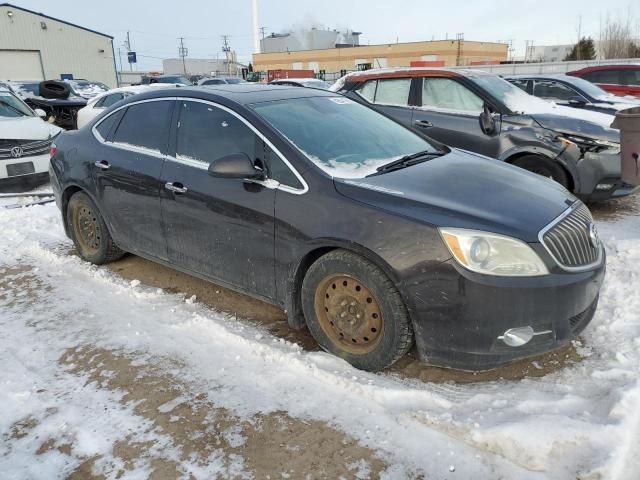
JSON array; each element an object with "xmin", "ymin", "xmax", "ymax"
[
  {"xmin": 0, "ymin": 139, "xmax": 52, "ymax": 160},
  {"xmin": 541, "ymin": 203, "xmax": 601, "ymax": 269}
]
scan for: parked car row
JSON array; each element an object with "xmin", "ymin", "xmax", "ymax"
[{"xmin": 48, "ymin": 81, "xmax": 611, "ymax": 372}]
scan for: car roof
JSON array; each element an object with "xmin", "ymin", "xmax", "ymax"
[
  {"xmin": 569, "ymin": 64, "xmax": 640, "ymax": 73},
  {"xmin": 505, "ymin": 73, "xmax": 569, "ymax": 79},
  {"xmin": 129, "ymin": 84, "xmax": 338, "ymax": 106},
  {"xmin": 343, "ymin": 67, "xmax": 493, "ymax": 82}
]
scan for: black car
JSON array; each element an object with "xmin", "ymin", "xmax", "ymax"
[
  {"xmin": 50, "ymin": 85, "xmax": 605, "ymax": 371},
  {"xmin": 505, "ymin": 74, "xmax": 640, "ymax": 114},
  {"xmin": 334, "ymin": 68, "xmax": 634, "ymax": 202}
]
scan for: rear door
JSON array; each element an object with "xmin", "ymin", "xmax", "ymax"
[
  {"xmin": 160, "ymin": 99, "xmax": 277, "ymax": 298},
  {"xmin": 93, "ymin": 99, "xmax": 174, "ymax": 260},
  {"xmin": 411, "ymin": 76, "xmax": 501, "ymax": 158}
]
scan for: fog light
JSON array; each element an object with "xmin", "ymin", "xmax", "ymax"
[
  {"xmin": 498, "ymin": 326, "xmax": 534, "ymax": 347},
  {"xmin": 595, "ymin": 183, "xmax": 614, "ymax": 191}
]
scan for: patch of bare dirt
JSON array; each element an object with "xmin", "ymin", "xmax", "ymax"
[{"xmin": 53, "ymin": 346, "xmax": 385, "ymax": 479}]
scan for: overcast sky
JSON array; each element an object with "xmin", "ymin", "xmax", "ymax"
[{"xmin": 13, "ymin": 0, "xmax": 639, "ymax": 70}]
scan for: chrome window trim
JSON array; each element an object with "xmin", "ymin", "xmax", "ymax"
[
  {"xmin": 91, "ymin": 97, "xmax": 308, "ymax": 195},
  {"xmin": 537, "ymin": 202, "xmax": 603, "ymax": 272}
]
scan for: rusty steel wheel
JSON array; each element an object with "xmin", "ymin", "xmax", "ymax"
[
  {"xmin": 314, "ymin": 274, "xmax": 383, "ymax": 354},
  {"xmin": 72, "ymin": 204, "xmax": 102, "ymax": 255},
  {"xmin": 66, "ymin": 191, "xmax": 125, "ymax": 265},
  {"xmin": 302, "ymin": 250, "xmax": 414, "ymax": 371}
]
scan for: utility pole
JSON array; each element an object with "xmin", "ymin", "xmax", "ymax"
[
  {"xmin": 456, "ymin": 33, "xmax": 464, "ymax": 66},
  {"xmin": 178, "ymin": 37, "xmax": 188, "ymax": 75},
  {"xmin": 576, "ymin": 15, "xmax": 582, "ymax": 61},
  {"xmin": 117, "ymin": 47, "xmax": 123, "ymax": 85},
  {"xmin": 259, "ymin": 26, "xmax": 266, "ymax": 40},
  {"xmin": 222, "ymin": 35, "xmax": 231, "ymax": 75},
  {"xmin": 125, "ymin": 31, "xmax": 133, "ymax": 71}
]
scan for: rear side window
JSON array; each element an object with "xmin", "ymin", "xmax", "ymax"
[
  {"xmin": 421, "ymin": 78, "xmax": 483, "ymax": 113},
  {"xmin": 112, "ymin": 101, "xmax": 173, "ymax": 153},
  {"xmin": 583, "ymin": 70, "xmax": 620, "ymax": 84},
  {"xmin": 95, "ymin": 109, "xmax": 124, "ymax": 140},
  {"xmin": 176, "ymin": 101, "xmax": 257, "ymax": 164},
  {"xmin": 509, "ymin": 79, "xmax": 530, "ymax": 93},
  {"xmin": 356, "ymin": 78, "xmax": 411, "ymax": 106}
]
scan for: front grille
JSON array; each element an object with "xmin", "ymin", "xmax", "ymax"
[
  {"xmin": 569, "ymin": 296, "xmax": 599, "ymax": 335},
  {"xmin": 0, "ymin": 138, "xmax": 52, "ymax": 160},
  {"xmin": 541, "ymin": 203, "xmax": 601, "ymax": 269}
]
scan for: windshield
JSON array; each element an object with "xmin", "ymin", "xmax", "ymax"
[
  {"xmin": 469, "ymin": 74, "xmax": 557, "ymax": 114},
  {"xmin": 224, "ymin": 78, "xmax": 245, "ymax": 84},
  {"xmin": 0, "ymin": 91, "xmax": 34, "ymax": 117},
  {"xmin": 562, "ymin": 76, "xmax": 614, "ymax": 100},
  {"xmin": 252, "ymin": 96, "xmax": 438, "ymax": 178}
]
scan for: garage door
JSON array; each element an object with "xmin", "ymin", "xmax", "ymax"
[{"xmin": 0, "ymin": 50, "xmax": 44, "ymax": 81}]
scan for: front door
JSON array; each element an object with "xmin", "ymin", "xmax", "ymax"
[
  {"xmin": 93, "ymin": 99, "xmax": 174, "ymax": 260},
  {"xmin": 411, "ymin": 76, "xmax": 502, "ymax": 158},
  {"xmin": 160, "ymin": 99, "xmax": 277, "ymax": 299}
]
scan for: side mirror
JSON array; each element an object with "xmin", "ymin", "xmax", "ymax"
[
  {"xmin": 479, "ymin": 104, "xmax": 496, "ymax": 136},
  {"xmin": 208, "ymin": 153, "xmax": 265, "ymax": 180},
  {"xmin": 34, "ymin": 108, "xmax": 47, "ymax": 118},
  {"xmin": 568, "ymin": 96, "xmax": 587, "ymax": 106}
]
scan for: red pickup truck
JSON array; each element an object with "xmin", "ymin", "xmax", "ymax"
[{"xmin": 567, "ymin": 65, "xmax": 640, "ymax": 98}]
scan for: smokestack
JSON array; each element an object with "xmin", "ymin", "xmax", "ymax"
[{"xmin": 251, "ymin": 0, "xmax": 260, "ymax": 53}]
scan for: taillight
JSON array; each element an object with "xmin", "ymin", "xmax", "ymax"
[{"xmin": 49, "ymin": 143, "xmax": 57, "ymax": 158}]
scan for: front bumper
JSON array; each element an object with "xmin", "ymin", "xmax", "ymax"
[
  {"xmin": 573, "ymin": 150, "xmax": 637, "ymax": 201},
  {"xmin": 406, "ymin": 253, "xmax": 605, "ymax": 371}
]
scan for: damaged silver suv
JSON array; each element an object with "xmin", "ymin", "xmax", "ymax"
[{"xmin": 333, "ymin": 68, "xmax": 635, "ymax": 202}]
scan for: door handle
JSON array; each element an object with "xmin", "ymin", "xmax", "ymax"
[
  {"xmin": 414, "ymin": 120, "xmax": 433, "ymax": 128},
  {"xmin": 94, "ymin": 160, "xmax": 110, "ymax": 170},
  {"xmin": 165, "ymin": 182, "xmax": 188, "ymax": 194}
]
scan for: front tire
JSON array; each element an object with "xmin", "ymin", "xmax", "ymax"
[
  {"xmin": 512, "ymin": 154, "xmax": 569, "ymax": 188},
  {"xmin": 66, "ymin": 191, "xmax": 124, "ymax": 265},
  {"xmin": 301, "ymin": 250, "xmax": 413, "ymax": 371}
]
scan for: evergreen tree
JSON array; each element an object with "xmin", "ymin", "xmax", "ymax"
[{"xmin": 564, "ymin": 37, "xmax": 597, "ymax": 61}]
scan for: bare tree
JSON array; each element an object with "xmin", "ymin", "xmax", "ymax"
[{"xmin": 599, "ymin": 10, "xmax": 640, "ymax": 59}]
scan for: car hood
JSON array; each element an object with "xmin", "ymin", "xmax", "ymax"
[
  {"xmin": 333, "ymin": 149, "xmax": 576, "ymax": 243},
  {"xmin": 0, "ymin": 116, "xmax": 61, "ymax": 140},
  {"xmin": 528, "ymin": 113, "xmax": 620, "ymax": 143}
]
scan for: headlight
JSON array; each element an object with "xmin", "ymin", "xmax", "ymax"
[
  {"xmin": 557, "ymin": 135, "xmax": 620, "ymax": 154},
  {"xmin": 440, "ymin": 228, "xmax": 549, "ymax": 276}
]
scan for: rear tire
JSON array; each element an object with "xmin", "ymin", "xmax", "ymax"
[
  {"xmin": 66, "ymin": 191, "xmax": 124, "ymax": 265},
  {"xmin": 512, "ymin": 154, "xmax": 569, "ymax": 188},
  {"xmin": 301, "ymin": 250, "xmax": 413, "ymax": 371}
]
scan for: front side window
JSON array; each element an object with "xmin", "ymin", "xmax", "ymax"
[
  {"xmin": 508, "ymin": 79, "xmax": 530, "ymax": 93},
  {"xmin": 112, "ymin": 101, "xmax": 173, "ymax": 153},
  {"xmin": 202, "ymin": 79, "xmax": 224, "ymax": 85},
  {"xmin": 95, "ymin": 93, "xmax": 125, "ymax": 109},
  {"xmin": 421, "ymin": 78, "xmax": 484, "ymax": 113},
  {"xmin": 620, "ymin": 69, "xmax": 640, "ymax": 86},
  {"xmin": 251, "ymin": 96, "xmax": 438, "ymax": 178},
  {"xmin": 176, "ymin": 101, "xmax": 257, "ymax": 164},
  {"xmin": 533, "ymin": 80, "xmax": 580, "ymax": 101}
]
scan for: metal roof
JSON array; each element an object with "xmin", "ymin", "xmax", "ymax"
[{"xmin": 0, "ymin": 3, "xmax": 113, "ymax": 39}]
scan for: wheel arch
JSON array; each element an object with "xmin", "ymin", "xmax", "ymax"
[
  {"xmin": 504, "ymin": 150, "xmax": 576, "ymax": 192},
  {"xmin": 60, "ymin": 185, "xmax": 105, "ymax": 238},
  {"xmin": 284, "ymin": 240, "xmax": 403, "ymax": 330}
]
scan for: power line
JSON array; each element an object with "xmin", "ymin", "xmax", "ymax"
[{"xmin": 178, "ymin": 37, "xmax": 188, "ymax": 75}]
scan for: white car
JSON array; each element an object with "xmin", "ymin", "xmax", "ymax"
[
  {"xmin": 76, "ymin": 86, "xmax": 147, "ymax": 128},
  {"xmin": 76, "ymin": 84, "xmax": 181, "ymax": 128},
  {"xmin": 0, "ymin": 87, "xmax": 61, "ymax": 190}
]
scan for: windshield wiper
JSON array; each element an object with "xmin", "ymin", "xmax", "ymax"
[{"xmin": 367, "ymin": 150, "xmax": 445, "ymax": 177}]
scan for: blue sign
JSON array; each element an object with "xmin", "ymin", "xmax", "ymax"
[{"xmin": 127, "ymin": 51, "xmax": 137, "ymax": 64}]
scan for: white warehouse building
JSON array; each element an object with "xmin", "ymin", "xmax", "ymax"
[{"xmin": 0, "ymin": 3, "xmax": 117, "ymax": 87}]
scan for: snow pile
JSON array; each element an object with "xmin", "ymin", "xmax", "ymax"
[{"xmin": 0, "ymin": 201, "xmax": 639, "ymax": 478}]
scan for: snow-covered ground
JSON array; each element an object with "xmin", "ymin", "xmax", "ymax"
[{"xmin": 0, "ymin": 197, "xmax": 639, "ymax": 479}]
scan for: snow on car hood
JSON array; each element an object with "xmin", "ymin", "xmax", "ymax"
[{"xmin": 0, "ymin": 116, "xmax": 61, "ymax": 140}]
